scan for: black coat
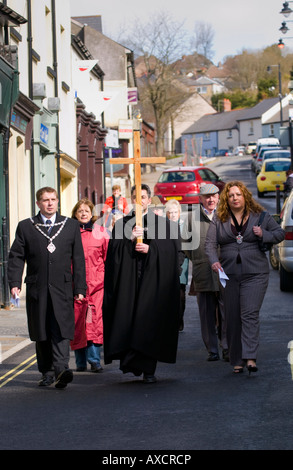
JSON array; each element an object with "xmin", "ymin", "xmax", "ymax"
[
  {"xmin": 103, "ymin": 211, "xmax": 181, "ymax": 365},
  {"xmin": 8, "ymin": 212, "xmax": 87, "ymax": 341}
]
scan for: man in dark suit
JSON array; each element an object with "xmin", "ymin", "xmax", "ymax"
[{"xmin": 8, "ymin": 187, "xmax": 87, "ymax": 389}]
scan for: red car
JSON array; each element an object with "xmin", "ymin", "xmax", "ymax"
[{"xmin": 153, "ymin": 166, "xmax": 226, "ymax": 204}]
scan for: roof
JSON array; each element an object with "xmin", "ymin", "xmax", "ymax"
[
  {"xmin": 193, "ymin": 76, "xmax": 223, "ymax": 86},
  {"xmin": 182, "ymin": 108, "xmax": 247, "ymax": 134},
  {"xmin": 237, "ymin": 97, "xmax": 279, "ymax": 121},
  {"xmin": 72, "ymin": 15, "xmax": 102, "ymax": 33}
]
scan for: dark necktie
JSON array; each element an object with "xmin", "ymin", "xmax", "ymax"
[{"xmin": 46, "ymin": 219, "xmax": 52, "ymax": 234}]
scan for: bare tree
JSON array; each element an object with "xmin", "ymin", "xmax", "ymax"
[
  {"xmin": 123, "ymin": 12, "xmax": 191, "ymax": 156},
  {"xmin": 191, "ymin": 21, "xmax": 215, "ymax": 61}
]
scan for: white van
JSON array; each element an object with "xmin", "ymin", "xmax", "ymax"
[{"xmin": 255, "ymin": 137, "xmax": 280, "ymax": 157}]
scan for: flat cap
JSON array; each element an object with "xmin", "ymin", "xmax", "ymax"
[{"xmin": 199, "ymin": 183, "xmax": 219, "ymax": 195}]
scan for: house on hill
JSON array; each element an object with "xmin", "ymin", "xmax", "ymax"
[{"xmin": 181, "ymin": 108, "xmax": 247, "ymax": 157}]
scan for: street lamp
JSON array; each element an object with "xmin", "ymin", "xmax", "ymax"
[
  {"xmin": 279, "ymin": 20, "xmax": 293, "ymax": 33},
  {"xmin": 267, "ymin": 64, "xmax": 283, "ymax": 125},
  {"xmin": 280, "ymin": 1, "xmax": 293, "ymax": 17},
  {"xmin": 277, "ymin": 37, "xmax": 293, "ymax": 48},
  {"xmin": 288, "ymin": 69, "xmax": 293, "ymax": 169}
]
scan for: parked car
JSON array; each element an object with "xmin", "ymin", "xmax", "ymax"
[
  {"xmin": 255, "ymin": 149, "xmax": 290, "ymax": 175},
  {"xmin": 153, "ymin": 166, "xmax": 226, "ymax": 204},
  {"xmin": 256, "ymin": 158, "xmax": 291, "ymax": 198},
  {"xmin": 233, "ymin": 146, "xmax": 245, "ymax": 156},
  {"xmin": 255, "ymin": 138, "xmax": 280, "ymax": 159},
  {"xmin": 254, "ymin": 146, "xmax": 282, "ymax": 174},
  {"xmin": 215, "ymin": 149, "xmax": 229, "ymax": 157},
  {"xmin": 245, "ymin": 142, "xmax": 257, "ymax": 154},
  {"xmin": 269, "ymin": 191, "xmax": 293, "ymax": 291}
]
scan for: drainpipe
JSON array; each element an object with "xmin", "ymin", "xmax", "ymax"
[
  {"xmin": 51, "ymin": 0, "xmax": 61, "ymax": 210},
  {"xmin": 27, "ymin": 0, "xmax": 35, "ymax": 215}
]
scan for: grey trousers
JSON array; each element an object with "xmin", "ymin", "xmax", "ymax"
[
  {"xmin": 197, "ymin": 291, "xmax": 227, "ymax": 354},
  {"xmin": 221, "ymin": 270, "xmax": 269, "ymax": 367}
]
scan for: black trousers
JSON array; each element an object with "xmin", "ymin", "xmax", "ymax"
[{"xmin": 35, "ymin": 293, "xmax": 70, "ymax": 378}]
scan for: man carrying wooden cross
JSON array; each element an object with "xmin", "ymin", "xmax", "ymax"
[
  {"xmin": 103, "ymin": 179, "xmax": 182, "ymax": 383},
  {"xmin": 103, "ymin": 183, "xmax": 182, "ymax": 383}
]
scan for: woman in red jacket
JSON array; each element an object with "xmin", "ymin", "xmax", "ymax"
[{"xmin": 71, "ymin": 198, "xmax": 109, "ymax": 372}]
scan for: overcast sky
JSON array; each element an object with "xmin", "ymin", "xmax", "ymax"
[{"xmin": 70, "ymin": 0, "xmax": 290, "ymax": 64}]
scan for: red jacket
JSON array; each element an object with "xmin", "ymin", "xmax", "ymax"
[
  {"xmin": 102, "ymin": 195, "xmax": 129, "ymax": 215},
  {"xmin": 71, "ymin": 223, "xmax": 109, "ymax": 350}
]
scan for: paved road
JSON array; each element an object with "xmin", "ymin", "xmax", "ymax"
[{"xmin": 0, "ymin": 156, "xmax": 292, "ymax": 452}]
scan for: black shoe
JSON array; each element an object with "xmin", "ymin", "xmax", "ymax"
[
  {"xmin": 143, "ymin": 374, "xmax": 157, "ymax": 384},
  {"xmin": 38, "ymin": 374, "xmax": 54, "ymax": 387},
  {"xmin": 207, "ymin": 352, "xmax": 220, "ymax": 362},
  {"xmin": 55, "ymin": 369, "xmax": 73, "ymax": 389},
  {"xmin": 90, "ymin": 364, "xmax": 103, "ymax": 373},
  {"xmin": 222, "ymin": 349, "xmax": 229, "ymax": 362},
  {"xmin": 76, "ymin": 366, "xmax": 87, "ymax": 372},
  {"xmin": 247, "ymin": 362, "xmax": 258, "ymax": 375}
]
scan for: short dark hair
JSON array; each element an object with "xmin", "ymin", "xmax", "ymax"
[
  {"xmin": 36, "ymin": 187, "xmax": 58, "ymax": 201},
  {"xmin": 131, "ymin": 184, "xmax": 151, "ymax": 198}
]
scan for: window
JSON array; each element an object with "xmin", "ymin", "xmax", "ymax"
[{"xmin": 269, "ymin": 124, "xmax": 274, "ymax": 136}]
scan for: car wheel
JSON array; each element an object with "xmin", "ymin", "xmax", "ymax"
[
  {"xmin": 269, "ymin": 246, "xmax": 279, "ymax": 270},
  {"xmin": 257, "ymin": 189, "xmax": 264, "ymax": 198},
  {"xmin": 280, "ymin": 264, "xmax": 293, "ymax": 292}
]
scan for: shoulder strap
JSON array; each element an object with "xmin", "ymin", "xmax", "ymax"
[{"xmin": 258, "ymin": 211, "xmax": 267, "ymax": 226}]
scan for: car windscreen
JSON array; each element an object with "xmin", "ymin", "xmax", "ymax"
[
  {"xmin": 158, "ymin": 171, "xmax": 195, "ymax": 183},
  {"xmin": 265, "ymin": 161, "xmax": 291, "ymax": 172},
  {"xmin": 263, "ymin": 152, "xmax": 290, "ymax": 160}
]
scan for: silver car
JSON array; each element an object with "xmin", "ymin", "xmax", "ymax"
[
  {"xmin": 270, "ymin": 190, "xmax": 293, "ymax": 291},
  {"xmin": 255, "ymin": 149, "xmax": 290, "ymax": 175}
]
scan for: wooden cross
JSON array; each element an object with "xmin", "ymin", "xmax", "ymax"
[{"xmin": 109, "ymin": 130, "xmax": 166, "ymax": 242}]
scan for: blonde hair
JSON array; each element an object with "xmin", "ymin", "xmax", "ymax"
[
  {"xmin": 217, "ymin": 181, "xmax": 264, "ymax": 222},
  {"xmin": 71, "ymin": 198, "xmax": 98, "ymax": 223}
]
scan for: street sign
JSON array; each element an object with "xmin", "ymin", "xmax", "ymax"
[
  {"xmin": 105, "ymin": 129, "xmax": 119, "ymax": 149},
  {"xmin": 127, "ymin": 88, "xmax": 138, "ymax": 105},
  {"xmin": 118, "ymin": 119, "xmax": 133, "ymax": 140}
]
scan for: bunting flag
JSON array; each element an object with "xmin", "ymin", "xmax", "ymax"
[
  {"xmin": 76, "ymin": 60, "xmax": 98, "ymax": 73},
  {"xmin": 97, "ymin": 91, "xmax": 120, "ymax": 114}
]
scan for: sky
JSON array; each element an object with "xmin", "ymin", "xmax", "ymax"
[{"xmin": 70, "ymin": 0, "xmax": 291, "ymax": 64}]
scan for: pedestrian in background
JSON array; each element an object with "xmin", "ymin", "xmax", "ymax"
[
  {"xmin": 165, "ymin": 199, "xmax": 189, "ymax": 331},
  {"xmin": 284, "ymin": 169, "xmax": 293, "ymax": 199},
  {"xmin": 205, "ymin": 181, "xmax": 285, "ymax": 374},
  {"xmin": 101, "ymin": 184, "xmax": 129, "ymax": 227},
  {"xmin": 8, "ymin": 187, "xmax": 87, "ymax": 389},
  {"xmin": 182, "ymin": 184, "xmax": 227, "ymax": 361},
  {"xmin": 71, "ymin": 198, "xmax": 109, "ymax": 373}
]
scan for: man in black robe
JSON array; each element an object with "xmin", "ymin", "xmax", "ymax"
[{"xmin": 103, "ymin": 184, "xmax": 181, "ymax": 383}]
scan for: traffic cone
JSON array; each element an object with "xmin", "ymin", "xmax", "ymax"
[{"xmin": 199, "ymin": 156, "xmax": 203, "ymax": 166}]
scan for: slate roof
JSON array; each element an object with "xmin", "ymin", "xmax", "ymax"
[
  {"xmin": 236, "ymin": 97, "xmax": 279, "ymax": 121},
  {"xmin": 182, "ymin": 108, "xmax": 247, "ymax": 134}
]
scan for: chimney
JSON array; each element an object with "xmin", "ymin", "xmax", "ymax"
[{"xmin": 223, "ymin": 98, "xmax": 231, "ymax": 112}]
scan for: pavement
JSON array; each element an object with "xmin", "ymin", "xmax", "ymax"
[{"xmin": 0, "ymin": 155, "xmax": 213, "ymax": 363}]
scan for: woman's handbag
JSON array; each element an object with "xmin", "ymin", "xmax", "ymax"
[{"xmin": 257, "ymin": 212, "xmax": 273, "ymax": 252}]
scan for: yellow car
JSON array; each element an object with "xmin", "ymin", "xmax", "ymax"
[{"xmin": 256, "ymin": 158, "xmax": 291, "ymax": 198}]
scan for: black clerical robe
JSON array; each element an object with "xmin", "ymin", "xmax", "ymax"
[{"xmin": 103, "ymin": 210, "xmax": 181, "ymax": 373}]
